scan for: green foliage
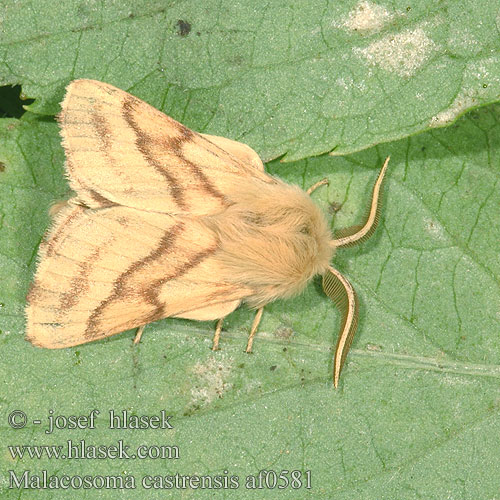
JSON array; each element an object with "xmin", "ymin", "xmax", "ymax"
[
  {"xmin": 0, "ymin": 1, "xmax": 499, "ymax": 498},
  {"xmin": 1, "ymin": 0, "xmax": 500, "ymax": 160}
]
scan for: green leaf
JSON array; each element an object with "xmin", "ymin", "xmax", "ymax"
[
  {"xmin": 1, "ymin": 91, "xmax": 499, "ymax": 497},
  {"xmin": 1, "ymin": 0, "xmax": 500, "ymax": 161},
  {"xmin": 1, "ymin": 1, "xmax": 500, "ymax": 497}
]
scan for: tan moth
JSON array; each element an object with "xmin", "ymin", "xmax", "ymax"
[{"xmin": 26, "ymin": 79, "xmax": 389, "ymax": 387}]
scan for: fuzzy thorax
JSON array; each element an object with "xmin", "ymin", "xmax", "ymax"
[{"xmin": 207, "ymin": 177, "xmax": 334, "ymax": 308}]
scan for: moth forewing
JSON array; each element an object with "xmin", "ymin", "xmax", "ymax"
[{"xmin": 25, "ymin": 78, "xmax": 389, "ymax": 388}]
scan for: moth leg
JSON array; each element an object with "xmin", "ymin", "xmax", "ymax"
[
  {"xmin": 322, "ymin": 266, "xmax": 359, "ymax": 388},
  {"xmin": 212, "ymin": 318, "xmax": 224, "ymax": 351},
  {"xmin": 133, "ymin": 325, "xmax": 145, "ymax": 345},
  {"xmin": 245, "ymin": 307, "xmax": 264, "ymax": 353},
  {"xmin": 306, "ymin": 178, "xmax": 329, "ymax": 195}
]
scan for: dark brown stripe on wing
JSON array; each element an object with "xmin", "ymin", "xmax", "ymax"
[
  {"xmin": 91, "ymin": 112, "xmax": 112, "ymax": 150},
  {"xmin": 87, "ymin": 189, "xmax": 118, "ymax": 208},
  {"xmin": 78, "ymin": 113, "xmax": 119, "ymax": 208},
  {"xmin": 85, "ymin": 223, "xmax": 183, "ymax": 338},
  {"xmin": 140, "ymin": 244, "xmax": 218, "ymax": 325},
  {"xmin": 122, "ymin": 96, "xmax": 187, "ymax": 210},
  {"xmin": 166, "ymin": 129, "xmax": 229, "ymax": 204},
  {"xmin": 60, "ymin": 247, "xmax": 101, "ymax": 310},
  {"xmin": 44, "ymin": 204, "xmax": 82, "ymax": 258},
  {"xmin": 26, "ymin": 281, "xmax": 40, "ymax": 305},
  {"xmin": 62, "ymin": 112, "xmax": 120, "ymax": 209},
  {"xmin": 84, "ymin": 222, "xmax": 218, "ymax": 339}
]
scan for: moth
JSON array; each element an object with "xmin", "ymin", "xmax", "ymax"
[{"xmin": 26, "ymin": 79, "xmax": 389, "ymax": 387}]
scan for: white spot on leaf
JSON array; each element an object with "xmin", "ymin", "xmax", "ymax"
[
  {"xmin": 190, "ymin": 355, "xmax": 233, "ymax": 408},
  {"xmin": 429, "ymin": 53, "xmax": 500, "ymax": 127},
  {"xmin": 447, "ymin": 27, "xmax": 481, "ymax": 57},
  {"xmin": 424, "ymin": 217, "xmax": 446, "ymax": 241},
  {"xmin": 429, "ymin": 91, "xmax": 478, "ymax": 127},
  {"xmin": 355, "ymin": 28, "xmax": 438, "ymax": 77},
  {"xmin": 343, "ymin": 1, "xmax": 394, "ymax": 33}
]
